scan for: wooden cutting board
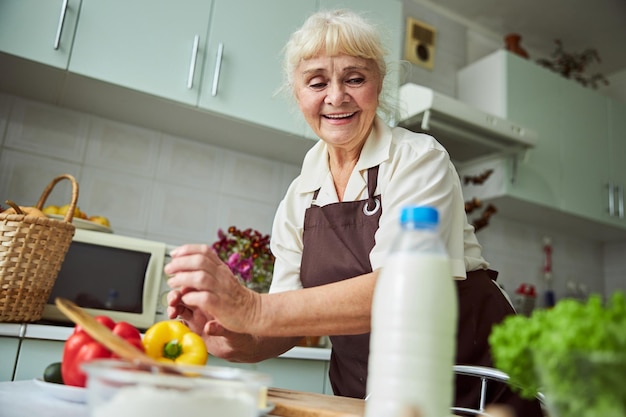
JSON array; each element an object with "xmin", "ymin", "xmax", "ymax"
[{"xmin": 268, "ymin": 388, "xmax": 365, "ymax": 417}]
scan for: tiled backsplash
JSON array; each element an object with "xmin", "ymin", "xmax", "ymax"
[
  {"xmin": 0, "ymin": 93, "xmax": 299, "ymax": 246},
  {"xmin": 0, "ymin": 92, "xmax": 624, "ymax": 303}
]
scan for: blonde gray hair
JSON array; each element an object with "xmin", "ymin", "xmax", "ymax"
[{"xmin": 281, "ymin": 9, "xmax": 396, "ymax": 122}]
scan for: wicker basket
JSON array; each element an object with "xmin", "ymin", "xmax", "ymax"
[{"xmin": 0, "ymin": 174, "xmax": 79, "ymax": 322}]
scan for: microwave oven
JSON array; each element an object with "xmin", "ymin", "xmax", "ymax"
[{"xmin": 41, "ymin": 229, "xmax": 169, "ymax": 330}]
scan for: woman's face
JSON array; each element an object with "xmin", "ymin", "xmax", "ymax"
[{"xmin": 293, "ymin": 54, "xmax": 382, "ymax": 149}]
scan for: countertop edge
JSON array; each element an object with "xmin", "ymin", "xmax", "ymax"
[{"xmin": 1, "ymin": 323, "xmax": 332, "ymax": 362}]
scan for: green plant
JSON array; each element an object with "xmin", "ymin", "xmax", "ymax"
[{"xmin": 536, "ymin": 39, "xmax": 609, "ymax": 89}]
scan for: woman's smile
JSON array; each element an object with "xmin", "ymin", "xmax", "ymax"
[{"xmin": 293, "ymin": 54, "xmax": 381, "ymax": 148}]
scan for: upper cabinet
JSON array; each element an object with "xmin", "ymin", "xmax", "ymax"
[
  {"xmin": 69, "ymin": 0, "xmax": 213, "ymax": 106},
  {"xmin": 0, "ymin": 0, "xmax": 402, "ymax": 162},
  {"xmin": 0, "ymin": 0, "xmax": 81, "ymax": 68},
  {"xmin": 608, "ymin": 99, "xmax": 626, "ymax": 225},
  {"xmin": 458, "ymin": 50, "xmax": 626, "ymax": 239},
  {"xmin": 197, "ymin": 0, "xmax": 317, "ymax": 137},
  {"xmin": 558, "ymin": 80, "xmax": 611, "ymax": 225}
]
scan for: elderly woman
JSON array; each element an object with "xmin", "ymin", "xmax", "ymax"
[{"xmin": 166, "ymin": 9, "xmax": 543, "ymax": 416}]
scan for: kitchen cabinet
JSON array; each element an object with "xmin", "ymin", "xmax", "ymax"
[
  {"xmin": 209, "ymin": 354, "xmax": 330, "ymax": 394},
  {"xmin": 0, "ymin": 0, "xmax": 81, "ymax": 69},
  {"xmin": 607, "ymin": 99, "xmax": 626, "ymax": 226},
  {"xmin": 0, "ymin": 337, "xmax": 19, "ymax": 382},
  {"xmin": 13, "ymin": 339, "xmax": 64, "ymax": 381},
  {"xmin": 0, "ymin": 0, "xmax": 403, "ymax": 164},
  {"xmin": 559, "ymin": 81, "xmax": 611, "ymax": 224},
  {"xmin": 70, "ymin": 0, "xmax": 400, "ymax": 137},
  {"xmin": 458, "ymin": 50, "xmax": 626, "ymax": 239},
  {"xmin": 257, "ymin": 357, "xmax": 330, "ymax": 395},
  {"xmin": 69, "ymin": 0, "xmax": 212, "ymax": 106},
  {"xmin": 197, "ymin": 0, "xmax": 317, "ymax": 138},
  {"xmin": 197, "ymin": 0, "xmax": 401, "ymax": 138},
  {"xmin": 3, "ymin": 322, "xmax": 332, "ymax": 393}
]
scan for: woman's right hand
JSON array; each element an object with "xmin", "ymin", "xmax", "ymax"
[{"xmin": 164, "ymin": 243, "xmax": 260, "ymax": 334}]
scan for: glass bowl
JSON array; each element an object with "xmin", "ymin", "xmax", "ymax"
[
  {"xmin": 534, "ymin": 350, "xmax": 626, "ymax": 417},
  {"xmin": 82, "ymin": 359, "xmax": 271, "ymax": 417}
]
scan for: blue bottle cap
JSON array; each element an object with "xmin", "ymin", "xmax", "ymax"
[{"xmin": 400, "ymin": 206, "xmax": 439, "ymax": 226}]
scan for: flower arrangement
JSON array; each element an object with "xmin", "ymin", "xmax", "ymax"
[{"xmin": 212, "ymin": 226, "xmax": 275, "ymax": 293}]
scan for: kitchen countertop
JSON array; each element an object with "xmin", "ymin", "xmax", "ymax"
[
  {"xmin": 0, "ymin": 379, "xmax": 369, "ymax": 417},
  {"xmin": 0, "ymin": 379, "xmax": 286, "ymax": 417},
  {"xmin": 0, "ymin": 322, "xmax": 332, "ymax": 361}
]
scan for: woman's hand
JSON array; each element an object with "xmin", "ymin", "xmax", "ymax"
[{"xmin": 165, "ymin": 243, "xmax": 261, "ymax": 335}]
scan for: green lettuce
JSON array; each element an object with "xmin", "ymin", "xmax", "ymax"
[{"xmin": 489, "ymin": 291, "xmax": 626, "ymax": 417}]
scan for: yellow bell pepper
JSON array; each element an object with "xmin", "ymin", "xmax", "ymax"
[{"xmin": 143, "ymin": 320, "xmax": 208, "ymax": 365}]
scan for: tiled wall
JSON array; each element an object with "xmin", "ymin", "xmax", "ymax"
[
  {"xmin": 0, "ymin": 93, "xmax": 300, "ymax": 246},
  {"xmin": 1, "ymin": 91, "xmax": 624, "ymax": 304}
]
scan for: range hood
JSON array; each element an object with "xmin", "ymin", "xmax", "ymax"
[{"xmin": 397, "ymin": 83, "xmax": 537, "ymax": 164}]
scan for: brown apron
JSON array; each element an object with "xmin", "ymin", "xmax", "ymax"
[
  {"xmin": 299, "ymin": 165, "xmax": 544, "ymax": 416},
  {"xmin": 300, "ymin": 166, "xmax": 382, "ymax": 398},
  {"xmin": 455, "ymin": 271, "xmax": 544, "ymax": 416}
]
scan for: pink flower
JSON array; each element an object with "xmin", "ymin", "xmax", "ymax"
[{"xmin": 212, "ymin": 226, "xmax": 275, "ymax": 293}]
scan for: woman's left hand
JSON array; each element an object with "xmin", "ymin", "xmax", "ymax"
[{"xmin": 165, "ymin": 244, "xmax": 261, "ymax": 335}]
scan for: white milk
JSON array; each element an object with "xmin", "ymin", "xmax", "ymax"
[{"xmin": 366, "ymin": 206, "xmax": 458, "ymax": 417}]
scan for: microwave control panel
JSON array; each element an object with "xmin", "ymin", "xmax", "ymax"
[{"xmin": 154, "ymin": 245, "xmax": 176, "ymax": 323}]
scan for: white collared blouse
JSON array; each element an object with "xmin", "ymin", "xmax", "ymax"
[{"xmin": 269, "ymin": 117, "xmax": 489, "ymax": 293}]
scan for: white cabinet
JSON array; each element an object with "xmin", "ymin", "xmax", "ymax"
[
  {"xmin": 0, "ymin": 0, "xmax": 81, "ymax": 69},
  {"xmin": 458, "ymin": 50, "xmax": 626, "ymax": 239},
  {"xmin": 0, "ymin": 337, "xmax": 19, "ymax": 382},
  {"xmin": 69, "ymin": 0, "xmax": 213, "ymax": 106}
]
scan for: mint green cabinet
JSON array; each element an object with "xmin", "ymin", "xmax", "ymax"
[
  {"xmin": 257, "ymin": 357, "xmax": 328, "ymax": 394},
  {"xmin": 558, "ymin": 80, "xmax": 610, "ymax": 223},
  {"xmin": 69, "ymin": 0, "xmax": 212, "ymax": 105},
  {"xmin": 0, "ymin": 337, "xmax": 19, "ymax": 381},
  {"xmin": 208, "ymin": 354, "xmax": 330, "ymax": 394},
  {"xmin": 198, "ymin": 0, "xmax": 317, "ymax": 137},
  {"xmin": 504, "ymin": 52, "xmax": 563, "ymax": 207},
  {"xmin": 197, "ymin": 0, "xmax": 402, "ymax": 138},
  {"xmin": 607, "ymin": 100, "xmax": 626, "ymax": 226},
  {"xmin": 0, "ymin": 0, "xmax": 81, "ymax": 68},
  {"xmin": 13, "ymin": 339, "xmax": 64, "ymax": 381},
  {"xmin": 458, "ymin": 50, "xmax": 626, "ymax": 236}
]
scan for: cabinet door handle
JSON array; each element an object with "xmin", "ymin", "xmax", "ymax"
[
  {"xmin": 608, "ymin": 182, "xmax": 615, "ymax": 216},
  {"xmin": 53, "ymin": 0, "xmax": 69, "ymax": 50},
  {"xmin": 618, "ymin": 184, "xmax": 624, "ymax": 219},
  {"xmin": 186, "ymin": 35, "xmax": 200, "ymax": 89},
  {"xmin": 211, "ymin": 42, "xmax": 224, "ymax": 97}
]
